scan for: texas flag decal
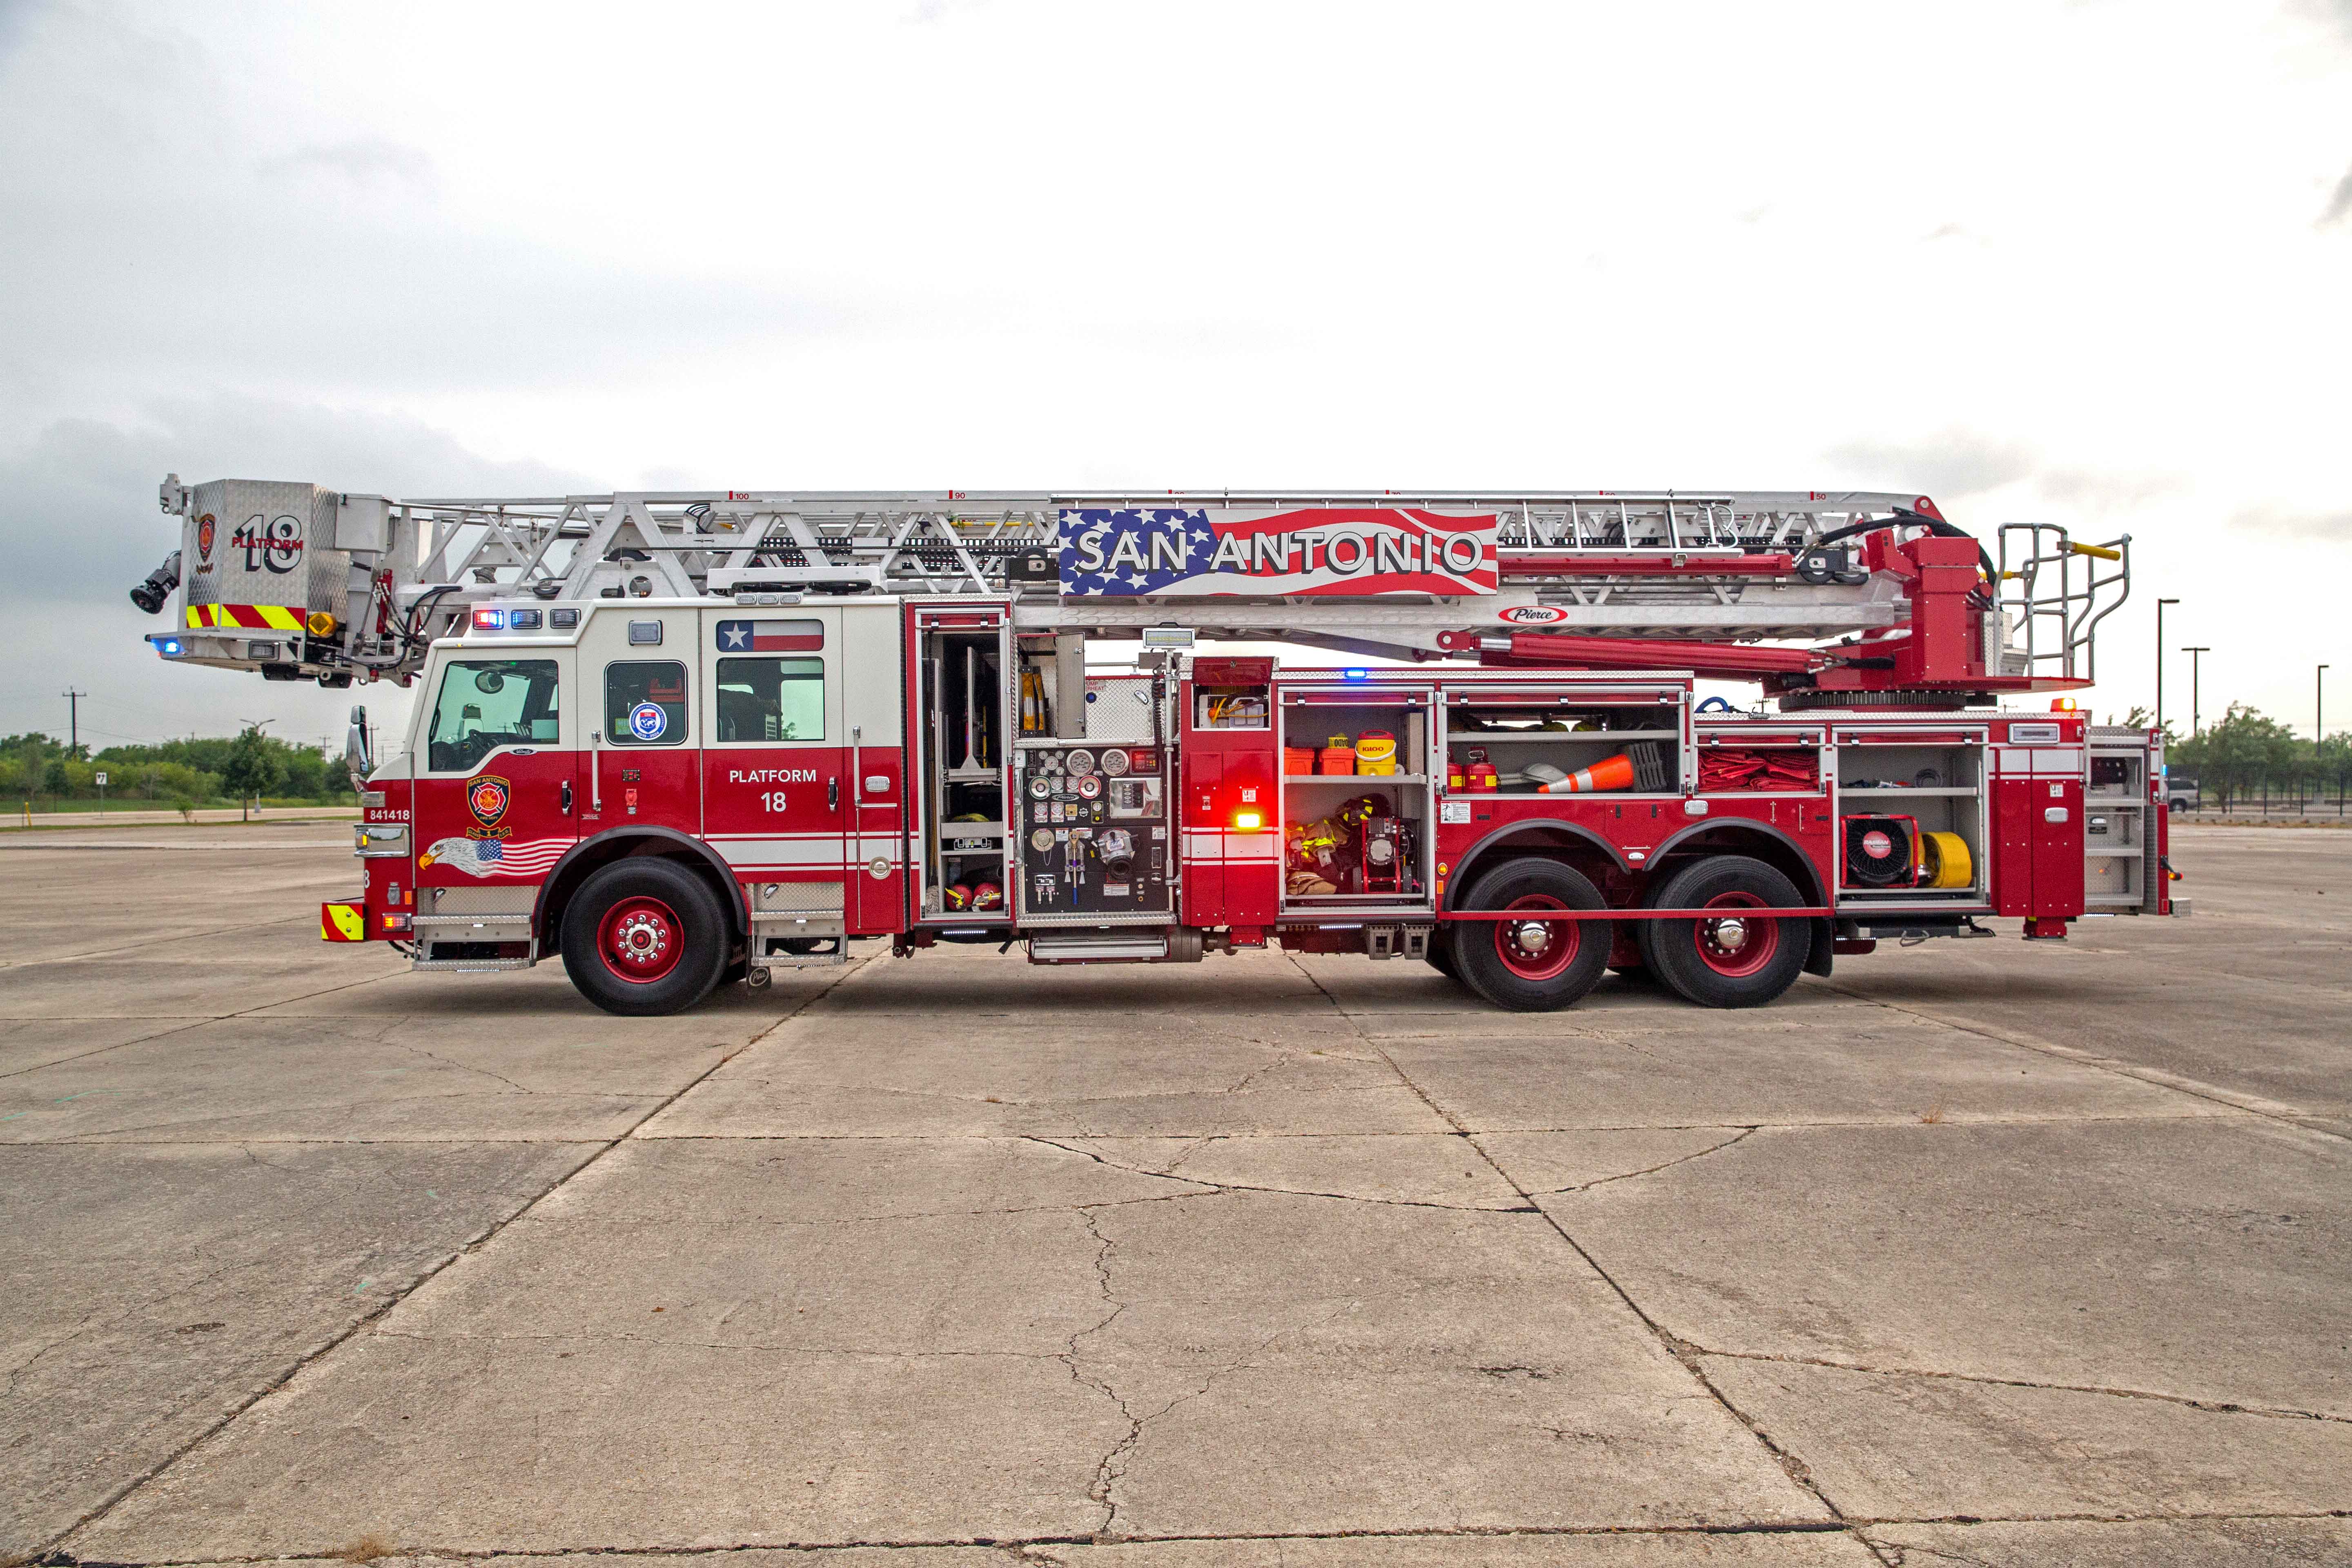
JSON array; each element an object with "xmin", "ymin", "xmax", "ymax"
[
  {"xmin": 1059, "ymin": 507, "xmax": 1499, "ymax": 598},
  {"xmin": 716, "ymin": 619, "xmax": 824, "ymax": 652}
]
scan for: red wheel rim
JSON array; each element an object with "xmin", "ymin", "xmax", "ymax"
[
  {"xmin": 1692, "ymin": 891, "xmax": 1778, "ymax": 978},
  {"xmin": 598, "ymin": 895, "xmax": 682, "ymax": 983},
  {"xmin": 1492, "ymin": 894, "xmax": 1579, "ymax": 982}
]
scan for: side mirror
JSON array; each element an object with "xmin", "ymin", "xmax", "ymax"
[{"xmin": 345, "ymin": 704, "xmax": 373, "ymax": 791}]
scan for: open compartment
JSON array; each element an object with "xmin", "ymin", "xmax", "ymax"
[
  {"xmin": 2084, "ymin": 727, "xmax": 2155, "ymax": 909},
  {"xmin": 1832, "ymin": 733, "xmax": 1988, "ymax": 901},
  {"xmin": 915, "ymin": 621, "xmax": 1011, "ymax": 920},
  {"xmin": 1277, "ymin": 688, "xmax": 1435, "ymax": 912},
  {"xmin": 1011, "ymin": 653, "xmax": 1174, "ymax": 925},
  {"xmin": 1441, "ymin": 690, "xmax": 1686, "ymax": 798},
  {"xmin": 1696, "ymin": 724, "xmax": 1826, "ymax": 794}
]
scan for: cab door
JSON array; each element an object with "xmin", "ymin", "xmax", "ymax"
[
  {"xmin": 699, "ymin": 608, "xmax": 849, "ymax": 913},
  {"xmin": 410, "ymin": 647, "xmax": 579, "ymax": 896},
  {"xmin": 578, "ymin": 606, "xmax": 704, "ymax": 838}
]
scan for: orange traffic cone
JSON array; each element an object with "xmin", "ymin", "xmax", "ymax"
[{"xmin": 1542, "ymin": 753, "xmax": 1636, "ymax": 793}]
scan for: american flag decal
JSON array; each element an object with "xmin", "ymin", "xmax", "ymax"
[{"xmin": 1059, "ymin": 507, "xmax": 1498, "ymax": 598}]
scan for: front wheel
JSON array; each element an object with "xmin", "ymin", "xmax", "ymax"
[
  {"xmin": 1451, "ymin": 858, "xmax": 1611, "ymax": 1012},
  {"xmin": 1638, "ymin": 856, "xmax": 1812, "ymax": 1009},
  {"xmin": 561, "ymin": 858, "xmax": 731, "ymax": 1016}
]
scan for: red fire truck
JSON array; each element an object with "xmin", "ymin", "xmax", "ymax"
[{"xmin": 132, "ymin": 481, "xmax": 2177, "ymax": 1015}]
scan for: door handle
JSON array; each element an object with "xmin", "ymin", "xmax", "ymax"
[
  {"xmin": 561, "ymin": 780, "xmax": 573, "ymax": 814},
  {"xmin": 829, "ymin": 776, "xmax": 839, "ymax": 811}
]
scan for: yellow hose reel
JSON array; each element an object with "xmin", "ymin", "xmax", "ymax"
[{"xmin": 1921, "ymin": 831, "xmax": 1973, "ymax": 889}]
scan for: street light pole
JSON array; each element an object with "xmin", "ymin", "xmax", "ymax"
[
  {"xmin": 2183, "ymin": 648, "xmax": 2209, "ymax": 735},
  {"xmin": 2155, "ymin": 599, "xmax": 2179, "ymax": 735}
]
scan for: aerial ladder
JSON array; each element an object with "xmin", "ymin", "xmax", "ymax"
[{"xmin": 133, "ymin": 477, "xmax": 2131, "ymax": 710}]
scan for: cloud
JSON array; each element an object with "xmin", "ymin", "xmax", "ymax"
[
  {"xmin": 2321, "ymin": 165, "xmax": 2352, "ymax": 230},
  {"xmin": 1822, "ymin": 428, "xmax": 2041, "ymax": 502},
  {"xmin": 2033, "ymin": 468, "xmax": 2188, "ymax": 514},
  {"xmin": 2293, "ymin": 0, "xmax": 2352, "ymax": 42},
  {"xmin": 2232, "ymin": 502, "xmax": 2352, "ymax": 541},
  {"xmin": 258, "ymin": 137, "xmax": 435, "ymax": 192},
  {"xmin": 0, "ymin": 396, "xmax": 594, "ymax": 740},
  {"xmin": 1822, "ymin": 430, "xmax": 2184, "ymax": 522}
]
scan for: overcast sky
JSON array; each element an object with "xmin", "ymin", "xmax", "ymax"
[{"xmin": 2, "ymin": 0, "xmax": 2348, "ymax": 755}]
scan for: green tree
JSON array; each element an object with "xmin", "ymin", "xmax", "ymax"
[
  {"xmin": 2174, "ymin": 704, "xmax": 2298, "ymax": 810},
  {"xmin": 218, "ymin": 726, "xmax": 283, "ymax": 820},
  {"xmin": 2318, "ymin": 733, "xmax": 2352, "ymax": 815}
]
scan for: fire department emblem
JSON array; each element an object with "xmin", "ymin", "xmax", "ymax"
[
  {"xmin": 468, "ymin": 774, "xmax": 512, "ymax": 832},
  {"xmin": 196, "ymin": 512, "xmax": 216, "ymax": 562}
]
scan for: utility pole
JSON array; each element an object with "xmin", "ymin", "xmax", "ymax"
[
  {"xmin": 2183, "ymin": 648, "xmax": 2209, "ymax": 735},
  {"xmin": 2154, "ymin": 600, "xmax": 2178, "ymax": 736},
  {"xmin": 2321, "ymin": 665, "xmax": 2330, "ymax": 744},
  {"xmin": 61, "ymin": 687, "xmax": 86, "ymax": 755}
]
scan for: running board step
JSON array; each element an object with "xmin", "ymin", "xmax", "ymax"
[{"xmin": 1026, "ymin": 928, "xmax": 1205, "ymax": 964}]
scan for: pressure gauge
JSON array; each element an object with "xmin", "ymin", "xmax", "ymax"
[
  {"xmin": 1101, "ymin": 748, "xmax": 1131, "ymax": 777},
  {"xmin": 1065, "ymin": 748, "xmax": 1096, "ymax": 777}
]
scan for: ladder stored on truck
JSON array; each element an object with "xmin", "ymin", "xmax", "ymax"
[{"xmin": 136, "ymin": 479, "xmax": 2129, "ymax": 708}]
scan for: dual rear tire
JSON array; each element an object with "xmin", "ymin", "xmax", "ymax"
[
  {"xmin": 1445, "ymin": 853, "xmax": 1811, "ymax": 1012},
  {"xmin": 1635, "ymin": 856, "xmax": 1812, "ymax": 1008}
]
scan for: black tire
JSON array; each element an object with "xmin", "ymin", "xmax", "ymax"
[
  {"xmin": 1426, "ymin": 928, "xmax": 1465, "ymax": 983},
  {"xmin": 1638, "ymin": 856, "xmax": 1812, "ymax": 1009},
  {"xmin": 561, "ymin": 858, "xmax": 731, "ymax": 1016},
  {"xmin": 1451, "ymin": 858, "xmax": 1612, "ymax": 1012}
]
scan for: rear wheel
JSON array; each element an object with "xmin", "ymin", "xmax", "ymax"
[
  {"xmin": 1638, "ymin": 856, "xmax": 1811, "ymax": 1009},
  {"xmin": 562, "ymin": 858, "xmax": 731, "ymax": 1016},
  {"xmin": 1452, "ymin": 858, "xmax": 1611, "ymax": 1012}
]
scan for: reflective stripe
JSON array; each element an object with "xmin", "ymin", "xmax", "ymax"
[
  {"xmin": 1181, "ymin": 829, "xmax": 1280, "ymax": 863},
  {"xmin": 712, "ymin": 837, "xmax": 857, "ymax": 867},
  {"xmin": 1995, "ymin": 746, "xmax": 2085, "ymax": 778},
  {"xmin": 187, "ymin": 603, "xmax": 305, "ymax": 631}
]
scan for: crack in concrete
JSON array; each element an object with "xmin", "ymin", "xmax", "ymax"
[
  {"xmin": 0, "ymin": 909, "xmax": 339, "ymax": 973},
  {"xmin": 41, "ymin": 955, "xmax": 882, "ymax": 1563},
  {"xmin": 1503, "ymin": 1125, "xmax": 1763, "ymax": 1196},
  {"xmin": 1024, "ymin": 1134, "xmax": 1528, "ymax": 1214},
  {"xmin": 11, "ymin": 1091, "xmax": 657, "ymax": 1144},
  {"xmin": 91, "ymin": 1512, "xmax": 2352, "ymax": 1565},
  {"xmin": 371, "ymin": 1327, "xmax": 1072, "ymax": 1362},
  {"xmin": 1065, "ymin": 1205, "xmax": 1140, "ymax": 1535},
  {"xmin": 1281, "ymin": 951, "xmax": 1881, "ymax": 1560},
  {"xmin": 1817, "ymin": 983, "xmax": 2352, "ymax": 1147},
  {"xmin": 0, "ymin": 973, "xmax": 405, "ymax": 1084},
  {"xmin": 1686, "ymin": 1342, "xmax": 2352, "ymax": 1427},
  {"xmin": 387, "ymin": 1041, "xmax": 537, "ymax": 1097}
]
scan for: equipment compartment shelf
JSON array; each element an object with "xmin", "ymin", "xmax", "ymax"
[
  {"xmin": 1282, "ymin": 773, "xmax": 1429, "ymax": 786},
  {"xmin": 1450, "ymin": 729, "xmax": 1681, "ymax": 742},
  {"xmin": 1838, "ymin": 786, "xmax": 1978, "ymax": 797}
]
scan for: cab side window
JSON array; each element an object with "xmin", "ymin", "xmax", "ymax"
[
  {"xmin": 428, "ymin": 659, "xmax": 560, "ymax": 773},
  {"xmin": 715, "ymin": 657, "xmax": 824, "ymax": 742},
  {"xmin": 606, "ymin": 661, "xmax": 689, "ymax": 745}
]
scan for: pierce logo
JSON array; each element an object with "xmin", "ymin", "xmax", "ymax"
[
  {"xmin": 468, "ymin": 775, "xmax": 512, "ymax": 831},
  {"xmin": 196, "ymin": 513, "xmax": 217, "ymax": 563},
  {"xmin": 1497, "ymin": 605, "xmax": 1568, "ymax": 625}
]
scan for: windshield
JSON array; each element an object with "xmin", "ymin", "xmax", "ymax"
[{"xmin": 427, "ymin": 659, "xmax": 561, "ymax": 773}]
